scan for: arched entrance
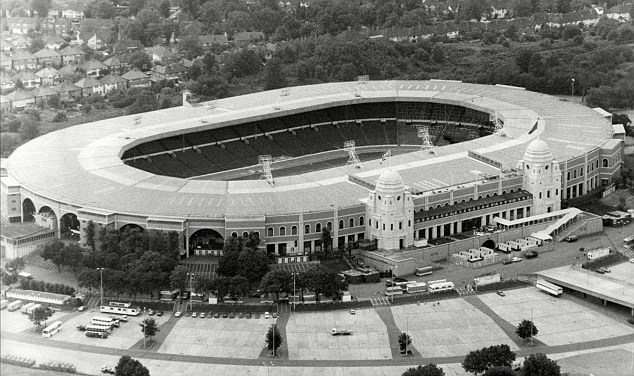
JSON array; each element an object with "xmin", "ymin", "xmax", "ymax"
[
  {"xmin": 60, "ymin": 213, "xmax": 80, "ymax": 239},
  {"xmin": 189, "ymin": 229, "xmax": 224, "ymax": 256},
  {"xmin": 22, "ymin": 198, "xmax": 36, "ymax": 222},
  {"xmin": 119, "ymin": 223, "xmax": 145, "ymax": 233},
  {"xmin": 482, "ymin": 239, "xmax": 496, "ymax": 250}
]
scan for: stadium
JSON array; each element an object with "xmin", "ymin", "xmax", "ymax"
[{"xmin": 0, "ymin": 80, "xmax": 624, "ymax": 269}]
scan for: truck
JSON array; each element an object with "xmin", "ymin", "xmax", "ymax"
[
  {"xmin": 26, "ymin": 304, "xmax": 42, "ymax": 316},
  {"xmin": 331, "ymin": 328, "xmax": 353, "ymax": 336},
  {"xmin": 7, "ymin": 300, "xmax": 22, "ymax": 312},
  {"xmin": 20, "ymin": 302, "xmax": 36, "ymax": 314},
  {"xmin": 1, "ymin": 299, "xmax": 8, "ymax": 310},
  {"xmin": 586, "ymin": 247, "xmax": 610, "ymax": 260}
]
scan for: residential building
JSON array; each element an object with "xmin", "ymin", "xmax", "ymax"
[
  {"xmin": 36, "ymin": 67, "xmax": 62, "ymax": 86},
  {"xmin": 9, "ymin": 51, "xmax": 37, "ymax": 70},
  {"xmin": 147, "ymin": 45, "xmax": 179, "ymax": 64},
  {"xmin": 32, "ymin": 86, "xmax": 59, "ymax": 106},
  {"xmin": 0, "ymin": 54, "xmax": 12, "ymax": 70},
  {"xmin": 80, "ymin": 59, "xmax": 107, "ymax": 77},
  {"xmin": 74, "ymin": 77, "xmax": 104, "ymax": 96},
  {"xmin": 103, "ymin": 55, "xmax": 129, "ymax": 75},
  {"xmin": 11, "ymin": 71, "xmax": 40, "ymax": 89},
  {"xmin": 199, "ymin": 34, "xmax": 229, "ymax": 49},
  {"xmin": 99, "ymin": 73, "xmax": 127, "ymax": 94},
  {"xmin": 233, "ymin": 31, "xmax": 265, "ymax": 47},
  {"xmin": 39, "ymin": 17, "xmax": 73, "ymax": 35},
  {"xmin": 6, "ymin": 17, "xmax": 40, "ymax": 35},
  {"xmin": 53, "ymin": 80, "xmax": 81, "ymax": 100},
  {"xmin": 59, "ymin": 46, "xmax": 86, "ymax": 65},
  {"xmin": 34, "ymin": 48, "xmax": 62, "ymax": 66},
  {"xmin": 121, "ymin": 69, "xmax": 150, "ymax": 88},
  {"xmin": 58, "ymin": 64, "xmax": 80, "ymax": 78},
  {"xmin": 150, "ymin": 63, "xmax": 187, "ymax": 84},
  {"xmin": 43, "ymin": 34, "xmax": 67, "ymax": 50},
  {"xmin": 1, "ymin": 73, "xmax": 15, "ymax": 91},
  {"xmin": 5, "ymin": 89, "xmax": 35, "ymax": 109}
]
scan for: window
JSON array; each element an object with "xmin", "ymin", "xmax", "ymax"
[
  {"xmin": 399, "ymin": 222, "xmax": 402, "ymax": 230},
  {"xmin": 383, "ymin": 224, "xmax": 385, "ymax": 230},
  {"xmin": 349, "ymin": 218, "xmax": 354, "ymax": 228},
  {"xmin": 390, "ymin": 224, "xmax": 394, "ymax": 230},
  {"xmin": 327, "ymin": 222, "xmax": 332, "ymax": 230},
  {"xmin": 316, "ymin": 223, "xmax": 321, "ymax": 232},
  {"xmin": 359, "ymin": 216, "xmax": 364, "ymax": 226},
  {"xmin": 547, "ymin": 190, "xmax": 550, "ymax": 198},
  {"xmin": 567, "ymin": 172, "xmax": 570, "ymax": 180},
  {"xmin": 267, "ymin": 227, "xmax": 273, "ymax": 237},
  {"xmin": 242, "ymin": 231, "xmax": 249, "ymax": 237},
  {"xmin": 573, "ymin": 170, "xmax": 577, "ymax": 178},
  {"xmin": 280, "ymin": 226, "xmax": 286, "ymax": 236},
  {"xmin": 339, "ymin": 220, "xmax": 344, "ymax": 229},
  {"xmin": 603, "ymin": 159, "xmax": 609, "ymax": 167},
  {"xmin": 291, "ymin": 226, "xmax": 297, "ymax": 235},
  {"xmin": 231, "ymin": 232, "xmax": 238, "ymax": 238},
  {"xmin": 304, "ymin": 224, "xmax": 310, "ymax": 234},
  {"xmin": 254, "ymin": 231, "xmax": 260, "ymax": 237}
]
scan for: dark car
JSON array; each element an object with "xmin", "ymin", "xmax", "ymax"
[
  {"xmin": 229, "ymin": 312, "xmax": 236, "ymax": 318},
  {"xmin": 594, "ymin": 268, "xmax": 606, "ymax": 274},
  {"xmin": 393, "ymin": 277, "xmax": 408, "ymax": 283},
  {"xmin": 214, "ymin": 312, "xmax": 220, "ymax": 318},
  {"xmin": 207, "ymin": 311, "xmax": 213, "ymax": 318},
  {"xmin": 156, "ymin": 311, "xmax": 163, "ymax": 317},
  {"xmin": 246, "ymin": 312, "xmax": 252, "ymax": 319},
  {"xmin": 525, "ymin": 251, "xmax": 539, "ymax": 259},
  {"xmin": 77, "ymin": 325, "xmax": 86, "ymax": 331},
  {"xmin": 222, "ymin": 312, "xmax": 228, "ymax": 318},
  {"xmin": 501, "ymin": 259, "xmax": 513, "ymax": 265}
]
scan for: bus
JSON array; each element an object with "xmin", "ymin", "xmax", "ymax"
[
  {"xmin": 405, "ymin": 282, "xmax": 427, "ymax": 293},
  {"xmin": 100, "ymin": 302, "xmax": 140, "ymax": 316},
  {"xmin": 7, "ymin": 300, "xmax": 22, "ymax": 312},
  {"xmin": 85, "ymin": 324, "xmax": 112, "ymax": 334},
  {"xmin": 428, "ymin": 281, "xmax": 455, "ymax": 293},
  {"xmin": 42, "ymin": 321, "xmax": 63, "ymax": 338},
  {"xmin": 85, "ymin": 330, "xmax": 109, "ymax": 339},
  {"xmin": 91, "ymin": 316, "xmax": 119, "ymax": 328},
  {"xmin": 385, "ymin": 286, "xmax": 403, "ymax": 296},
  {"xmin": 535, "ymin": 280, "xmax": 562, "ymax": 297},
  {"xmin": 20, "ymin": 302, "xmax": 36, "ymax": 314},
  {"xmin": 415, "ymin": 266, "xmax": 433, "ymax": 276},
  {"xmin": 160, "ymin": 290, "xmax": 180, "ymax": 301}
]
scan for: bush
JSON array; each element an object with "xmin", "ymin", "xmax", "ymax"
[
  {"xmin": 39, "ymin": 361, "xmax": 76, "ymax": 373},
  {"xmin": 2, "ymin": 355, "xmax": 36, "ymax": 367},
  {"xmin": 24, "ymin": 108, "xmax": 41, "ymax": 121},
  {"xmin": 2, "ymin": 118, "xmax": 21, "ymax": 132},
  {"xmin": 52, "ymin": 112, "xmax": 68, "ymax": 122}
]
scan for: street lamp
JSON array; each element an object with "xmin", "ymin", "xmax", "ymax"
[
  {"xmin": 292, "ymin": 272, "xmax": 297, "ymax": 312},
  {"xmin": 97, "ymin": 267, "xmax": 104, "ymax": 307},
  {"xmin": 571, "ymin": 78, "xmax": 575, "ymax": 99}
]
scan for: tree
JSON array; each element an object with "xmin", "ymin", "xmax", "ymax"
[
  {"xmin": 522, "ymin": 353, "xmax": 561, "ymax": 376},
  {"xmin": 223, "ymin": 49, "xmax": 262, "ymax": 78},
  {"xmin": 259, "ymin": 269, "xmax": 291, "ymax": 301},
  {"xmin": 462, "ymin": 344, "xmax": 516, "ymax": 375},
  {"xmin": 62, "ymin": 243, "xmax": 84, "ymax": 274},
  {"xmin": 179, "ymin": 35, "xmax": 203, "ymax": 60},
  {"xmin": 128, "ymin": 0, "xmax": 146, "ymax": 16},
  {"xmin": 304, "ymin": 265, "xmax": 348, "ymax": 301},
  {"xmin": 482, "ymin": 366, "xmax": 515, "ymax": 376},
  {"xmin": 169, "ymin": 265, "xmax": 190, "ymax": 293},
  {"xmin": 398, "ymin": 332, "xmax": 412, "ymax": 353},
  {"xmin": 129, "ymin": 51, "xmax": 152, "ymax": 71},
  {"xmin": 555, "ymin": 0, "xmax": 571, "ymax": 13},
  {"xmin": 115, "ymin": 356, "xmax": 149, "ymax": 376},
  {"xmin": 141, "ymin": 317, "xmax": 159, "ymax": 342},
  {"xmin": 266, "ymin": 322, "xmax": 282, "ymax": 355},
  {"xmin": 159, "ymin": 0, "xmax": 171, "ymax": 18},
  {"xmin": 402, "ymin": 364, "xmax": 445, "ymax": 376},
  {"xmin": 238, "ymin": 248, "xmax": 270, "ymax": 284},
  {"xmin": 41, "ymin": 240, "xmax": 66, "ymax": 272},
  {"xmin": 85, "ymin": 220, "xmax": 97, "ymax": 254},
  {"xmin": 18, "ymin": 117, "xmax": 39, "ymax": 142},
  {"xmin": 264, "ymin": 58, "xmax": 288, "ymax": 90},
  {"xmin": 127, "ymin": 90, "xmax": 158, "ymax": 114},
  {"xmin": 93, "ymin": 1, "xmax": 116, "ymax": 19},
  {"xmin": 31, "ymin": 0, "xmax": 52, "ymax": 18},
  {"xmin": 5, "ymin": 257, "xmax": 26, "ymax": 275},
  {"xmin": 516, "ymin": 319, "xmax": 539, "ymax": 342},
  {"xmin": 431, "ymin": 45, "xmax": 445, "ymax": 64},
  {"xmin": 459, "ymin": 0, "xmax": 488, "ymax": 21},
  {"xmin": 320, "ymin": 228, "xmax": 332, "ymax": 257},
  {"xmin": 31, "ymin": 306, "xmax": 54, "ymax": 329}
]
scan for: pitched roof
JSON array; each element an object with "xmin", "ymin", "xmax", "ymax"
[
  {"xmin": 121, "ymin": 69, "xmax": 148, "ymax": 80},
  {"xmin": 147, "ymin": 45, "xmax": 178, "ymax": 59},
  {"xmin": 99, "ymin": 73, "xmax": 127, "ymax": 85},
  {"xmin": 54, "ymin": 80, "xmax": 81, "ymax": 93},
  {"xmin": 11, "ymin": 51, "xmax": 36, "ymax": 60},
  {"xmin": 74, "ymin": 77, "xmax": 102, "ymax": 88},
  {"xmin": 11, "ymin": 70, "xmax": 39, "ymax": 82},
  {"xmin": 103, "ymin": 56, "xmax": 126, "ymax": 66},
  {"xmin": 6, "ymin": 89, "xmax": 35, "ymax": 101},
  {"xmin": 59, "ymin": 46, "xmax": 86, "ymax": 56},
  {"xmin": 32, "ymin": 86, "xmax": 58, "ymax": 97},
  {"xmin": 43, "ymin": 34, "xmax": 66, "ymax": 45},
  {"xmin": 80, "ymin": 59, "xmax": 107, "ymax": 71},
  {"xmin": 58, "ymin": 64, "xmax": 79, "ymax": 75},
  {"xmin": 36, "ymin": 67, "xmax": 61, "ymax": 78},
  {"xmin": 34, "ymin": 48, "xmax": 61, "ymax": 59}
]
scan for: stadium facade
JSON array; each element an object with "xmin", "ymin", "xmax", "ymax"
[{"xmin": 0, "ymin": 81, "xmax": 624, "ymax": 262}]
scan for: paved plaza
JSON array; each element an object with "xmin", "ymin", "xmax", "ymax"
[
  {"xmin": 286, "ymin": 310, "xmax": 392, "ymax": 360},
  {"xmin": 392, "ymin": 298, "xmax": 519, "ymax": 357}
]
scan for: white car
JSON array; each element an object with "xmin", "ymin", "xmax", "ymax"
[
  {"xmin": 191, "ymin": 312, "xmax": 197, "ymax": 318},
  {"xmin": 78, "ymin": 306, "xmax": 86, "ymax": 312},
  {"xmin": 264, "ymin": 312, "xmax": 270, "ymax": 319},
  {"xmin": 630, "ymin": 258, "xmax": 634, "ymax": 264},
  {"xmin": 175, "ymin": 311, "xmax": 182, "ymax": 317},
  {"xmin": 511, "ymin": 257, "xmax": 522, "ymax": 262},
  {"xmin": 350, "ymin": 309, "xmax": 356, "ymax": 315}
]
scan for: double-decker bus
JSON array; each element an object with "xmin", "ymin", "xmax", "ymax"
[
  {"xmin": 91, "ymin": 316, "xmax": 119, "ymax": 328},
  {"xmin": 42, "ymin": 321, "xmax": 63, "ymax": 338},
  {"xmin": 415, "ymin": 266, "xmax": 433, "ymax": 276},
  {"xmin": 100, "ymin": 301, "xmax": 140, "ymax": 316}
]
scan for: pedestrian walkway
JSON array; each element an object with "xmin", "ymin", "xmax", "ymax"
[
  {"xmin": 131, "ymin": 315, "xmax": 179, "ymax": 352},
  {"xmin": 371, "ymin": 297, "xmax": 391, "ymax": 307},
  {"xmin": 258, "ymin": 311, "xmax": 290, "ymax": 360},
  {"xmin": 373, "ymin": 306, "xmax": 420, "ymax": 359}
]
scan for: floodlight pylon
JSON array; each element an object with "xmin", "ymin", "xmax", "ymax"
[
  {"xmin": 343, "ymin": 140, "xmax": 361, "ymax": 166},
  {"xmin": 258, "ymin": 155, "xmax": 274, "ymax": 186},
  {"xmin": 417, "ymin": 126, "xmax": 435, "ymax": 150},
  {"xmin": 490, "ymin": 112, "xmax": 504, "ymax": 133}
]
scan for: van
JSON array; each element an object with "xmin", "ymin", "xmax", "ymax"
[{"xmin": 565, "ymin": 235, "xmax": 578, "ymax": 242}]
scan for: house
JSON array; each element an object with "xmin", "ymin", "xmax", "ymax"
[
  {"xmin": 0, "ymin": 53, "xmax": 12, "ymax": 70},
  {"xmin": 80, "ymin": 59, "xmax": 107, "ymax": 77},
  {"xmin": 1, "ymin": 73, "xmax": 15, "ymax": 91},
  {"xmin": 11, "ymin": 70, "xmax": 40, "ymax": 89},
  {"xmin": 58, "ymin": 64, "xmax": 80, "ymax": 78},
  {"xmin": 99, "ymin": 74, "xmax": 127, "ymax": 94},
  {"xmin": 113, "ymin": 40, "xmax": 145, "ymax": 55},
  {"xmin": 36, "ymin": 67, "xmax": 62, "ymax": 86},
  {"xmin": 233, "ymin": 31, "xmax": 265, "ymax": 47},
  {"xmin": 147, "ymin": 45, "xmax": 179, "ymax": 64},
  {"xmin": 59, "ymin": 46, "xmax": 86, "ymax": 65},
  {"xmin": 121, "ymin": 69, "xmax": 150, "ymax": 88},
  {"xmin": 6, "ymin": 17, "xmax": 40, "ymax": 35},
  {"xmin": 53, "ymin": 80, "xmax": 81, "ymax": 100},
  {"xmin": 43, "ymin": 34, "xmax": 67, "ymax": 50},
  {"xmin": 74, "ymin": 77, "xmax": 104, "ymax": 96},
  {"xmin": 39, "ymin": 17, "xmax": 73, "ymax": 35},
  {"xmin": 0, "ymin": 36, "xmax": 12, "ymax": 54},
  {"xmin": 11, "ymin": 51, "xmax": 37, "ymax": 70},
  {"xmin": 150, "ymin": 63, "xmax": 187, "ymax": 84},
  {"xmin": 34, "ymin": 48, "xmax": 62, "ymax": 66},
  {"xmin": 85, "ymin": 33, "xmax": 105, "ymax": 50},
  {"xmin": 103, "ymin": 55, "xmax": 129, "ymax": 75},
  {"xmin": 60, "ymin": 9, "xmax": 85, "ymax": 20},
  {"xmin": 198, "ymin": 34, "xmax": 229, "ymax": 48},
  {"xmin": 0, "ymin": 95, "xmax": 10, "ymax": 111},
  {"xmin": 32, "ymin": 86, "xmax": 58, "ymax": 106},
  {"xmin": 6, "ymin": 89, "xmax": 35, "ymax": 109},
  {"xmin": 606, "ymin": 4, "xmax": 633, "ymax": 22},
  {"xmin": 9, "ymin": 34, "xmax": 32, "ymax": 51}
]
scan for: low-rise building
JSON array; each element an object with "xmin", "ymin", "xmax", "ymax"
[
  {"xmin": 0, "ymin": 222, "xmax": 56, "ymax": 259},
  {"xmin": 10, "ymin": 51, "xmax": 37, "ymax": 70},
  {"xmin": 74, "ymin": 76, "xmax": 104, "ymax": 96},
  {"xmin": 6, "ymin": 17, "xmax": 40, "ymax": 35},
  {"xmin": 43, "ymin": 34, "xmax": 67, "ymax": 50},
  {"xmin": 122, "ymin": 69, "xmax": 150, "ymax": 88},
  {"xmin": 11, "ymin": 71, "xmax": 40, "ymax": 89},
  {"xmin": 59, "ymin": 46, "xmax": 86, "ymax": 65},
  {"xmin": 53, "ymin": 80, "xmax": 82, "ymax": 100},
  {"xmin": 80, "ymin": 59, "xmax": 107, "ymax": 77},
  {"xmin": 103, "ymin": 55, "xmax": 129, "ymax": 75},
  {"xmin": 5, "ymin": 89, "xmax": 35, "ymax": 109},
  {"xmin": 32, "ymin": 86, "xmax": 59, "ymax": 106},
  {"xmin": 36, "ymin": 67, "xmax": 62, "ymax": 86},
  {"xmin": 99, "ymin": 73, "xmax": 127, "ymax": 94},
  {"xmin": 34, "ymin": 48, "xmax": 62, "ymax": 66}
]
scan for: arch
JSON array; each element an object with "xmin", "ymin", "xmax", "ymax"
[
  {"xmin": 231, "ymin": 232, "xmax": 238, "ymax": 238},
  {"xmin": 291, "ymin": 226, "xmax": 297, "ymax": 235},
  {"xmin": 280, "ymin": 226, "xmax": 286, "ymax": 236},
  {"xmin": 304, "ymin": 224, "xmax": 310, "ymax": 234},
  {"xmin": 119, "ymin": 223, "xmax": 145, "ymax": 233},
  {"xmin": 339, "ymin": 220, "xmax": 344, "ymax": 229},
  {"xmin": 602, "ymin": 158, "xmax": 609, "ymax": 167},
  {"xmin": 316, "ymin": 223, "xmax": 322, "ymax": 232},
  {"xmin": 482, "ymin": 239, "xmax": 496, "ymax": 250},
  {"xmin": 253, "ymin": 231, "xmax": 260, "ymax": 238},
  {"xmin": 60, "ymin": 213, "xmax": 80, "ymax": 239},
  {"xmin": 22, "ymin": 198, "xmax": 36, "ymax": 222},
  {"xmin": 242, "ymin": 231, "xmax": 249, "ymax": 238},
  {"xmin": 349, "ymin": 218, "xmax": 354, "ymax": 228},
  {"xmin": 38, "ymin": 205, "xmax": 57, "ymax": 218},
  {"xmin": 327, "ymin": 222, "xmax": 332, "ymax": 230},
  {"xmin": 267, "ymin": 227, "xmax": 274, "ymax": 237},
  {"xmin": 188, "ymin": 228, "xmax": 224, "ymax": 255},
  {"xmin": 359, "ymin": 216, "xmax": 364, "ymax": 226}
]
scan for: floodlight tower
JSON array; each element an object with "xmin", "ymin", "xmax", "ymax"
[
  {"xmin": 490, "ymin": 112, "xmax": 504, "ymax": 133},
  {"xmin": 417, "ymin": 126, "xmax": 434, "ymax": 150},
  {"xmin": 344, "ymin": 140, "xmax": 361, "ymax": 166},
  {"xmin": 259, "ymin": 155, "xmax": 274, "ymax": 186}
]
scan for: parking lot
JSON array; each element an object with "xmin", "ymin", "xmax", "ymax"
[
  {"xmin": 285, "ymin": 309, "xmax": 391, "ymax": 360},
  {"xmin": 478, "ymin": 287, "xmax": 634, "ymax": 346},
  {"xmin": 1, "ymin": 309, "xmax": 70, "ymax": 334},
  {"xmin": 158, "ymin": 313, "xmax": 272, "ymax": 358},
  {"xmin": 391, "ymin": 298, "xmax": 519, "ymax": 358}
]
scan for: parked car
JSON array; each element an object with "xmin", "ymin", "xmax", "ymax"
[
  {"xmin": 238, "ymin": 312, "xmax": 244, "ymax": 318},
  {"xmin": 272, "ymin": 312, "xmax": 277, "ymax": 319},
  {"xmin": 76, "ymin": 325, "xmax": 86, "ymax": 331},
  {"xmin": 222, "ymin": 312, "xmax": 228, "ymax": 318},
  {"xmin": 185, "ymin": 312, "xmax": 191, "ymax": 317},
  {"xmin": 496, "ymin": 290, "xmax": 505, "ymax": 297},
  {"xmin": 501, "ymin": 259, "xmax": 513, "ymax": 265},
  {"xmin": 156, "ymin": 311, "xmax": 163, "ymax": 317},
  {"xmin": 148, "ymin": 310, "xmax": 155, "ymax": 316},
  {"xmin": 200, "ymin": 312, "xmax": 205, "ymax": 318},
  {"xmin": 511, "ymin": 257, "xmax": 522, "ymax": 262},
  {"xmin": 594, "ymin": 268, "xmax": 606, "ymax": 274},
  {"xmin": 207, "ymin": 311, "xmax": 213, "ymax": 318},
  {"xmin": 246, "ymin": 312, "xmax": 252, "ymax": 319},
  {"xmin": 175, "ymin": 311, "xmax": 182, "ymax": 317},
  {"xmin": 78, "ymin": 306, "xmax": 86, "ymax": 312},
  {"xmin": 214, "ymin": 312, "xmax": 220, "ymax": 318},
  {"xmin": 101, "ymin": 365, "xmax": 115, "ymax": 374},
  {"xmin": 525, "ymin": 250, "xmax": 539, "ymax": 259},
  {"xmin": 350, "ymin": 309, "xmax": 356, "ymax": 315},
  {"xmin": 393, "ymin": 277, "xmax": 408, "ymax": 283},
  {"xmin": 191, "ymin": 312, "xmax": 197, "ymax": 318},
  {"xmin": 264, "ymin": 312, "xmax": 270, "ymax": 319},
  {"xmin": 229, "ymin": 312, "xmax": 236, "ymax": 318},
  {"xmin": 565, "ymin": 235, "xmax": 578, "ymax": 242}
]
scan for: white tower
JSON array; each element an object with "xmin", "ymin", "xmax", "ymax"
[
  {"xmin": 366, "ymin": 170, "xmax": 414, "ymax": 250},
  {"xmin": 518, "ymin": 138, "xmax": 561, "ymax": 215}
]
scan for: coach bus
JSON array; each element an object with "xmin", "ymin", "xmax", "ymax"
[
  {"xmin": 91, "ymin": 316, "xmax": 119, "ymax": 328},
  {"xmin": 428, "ymin": 281, "xmax": 455, "ymax": 293},
  {"xmin": 415, "ymin": 266, "xmax": 433, "ymax": 276},
  {"xmin": 535, "ymin": 280, "xmax": 562, "ymax": 297},
  {"xmin": 405, "ymin": 282, "xmax": 427, "ymax": 293},
  {"xmin": 85, "ymin": 324, "xmax": 111, "ymax": 334},
  {"xmin": 100, "ymin": 301, "xmax": 140, "ymax": 316},
  {"xmin": 42, "ymin": 321, "xmax": 63, "ymax": 338},
  {"xmin": 385, "ymin": 286, "xmax": 403, "ymax": 296}
]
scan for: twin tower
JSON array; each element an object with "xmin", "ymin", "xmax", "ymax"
[{"xmin": 365, "ymin": 138, "xmax": 560, "ymax": 250}]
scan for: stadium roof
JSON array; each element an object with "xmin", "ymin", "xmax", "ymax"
[{"xmin": 6, "ymin": 81, "xmax": 614, "ymax": 219}]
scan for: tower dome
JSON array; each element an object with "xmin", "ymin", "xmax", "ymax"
[
  {"xmin": 524, "ymin": 138, "xmax": 553, "ymax": 165},
  {"xmin": 376, "ymin": 169, "xmax": 404, "ymax": 192}
]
